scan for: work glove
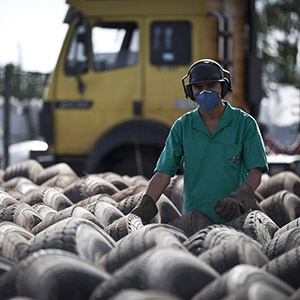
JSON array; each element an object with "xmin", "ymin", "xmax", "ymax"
[
  {"xmin": 214, "ymin": 182, "xmax": 257, "ymax": 222},
  {"xmin": 130, "ymin": 194, "xmax": 158, "ymax": 223}
]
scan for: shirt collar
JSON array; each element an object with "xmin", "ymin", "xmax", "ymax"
[{"xmin": 192, "ymin": 101, "xmax": 233, "ymax": 135}]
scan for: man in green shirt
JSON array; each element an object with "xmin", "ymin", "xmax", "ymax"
[{"xmin": 132, "ymin": 59, "xmax": 268, "ymax": 224}]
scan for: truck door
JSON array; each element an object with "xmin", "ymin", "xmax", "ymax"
[{"xmin": 52, "ymin": 17, "xmax": 142, "ymax": 157}]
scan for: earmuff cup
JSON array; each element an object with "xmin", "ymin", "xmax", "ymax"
[{"xmin": 221, "ymin": 78, "xmax": 230, "ymax": 99}]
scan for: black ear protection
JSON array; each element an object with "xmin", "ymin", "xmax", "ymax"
[{"xmin": 182, "ymin": 59, "xmax": 232, "ymax": 101}]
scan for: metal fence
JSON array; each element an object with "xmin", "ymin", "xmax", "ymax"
[{"xmin": 0, "ymin": 66, "xmax": 47, "ymax": 168}]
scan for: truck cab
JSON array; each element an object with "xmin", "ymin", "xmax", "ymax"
[{"xmin": 40, "ymin": 0, "xmax": 261, "ymax": 177}]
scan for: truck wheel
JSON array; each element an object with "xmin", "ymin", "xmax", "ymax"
[{"xmin": 99, "ymin": 145, "xmax": 161, "ymax": 178}]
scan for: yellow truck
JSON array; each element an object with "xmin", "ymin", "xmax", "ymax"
[{"xmin": 39, "ymin": 0, "xmax": 262, "ymax": 177}]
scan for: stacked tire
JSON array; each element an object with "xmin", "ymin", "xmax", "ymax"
[{"xmin": 0, "ymin": 160, "xmax": 299, "ymax": 299}]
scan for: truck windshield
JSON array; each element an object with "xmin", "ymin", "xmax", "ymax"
[{"xmin": 92, "ymin": 22, "xmax": 138, "ymax": 71}]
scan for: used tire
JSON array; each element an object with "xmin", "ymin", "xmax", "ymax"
[
  {"xmin": 260, "ymin": 190, "xmax": 300, "ymax": 227},
  {"xmin": 0, "ymin": 222, "xmax": 34, "ymax": 240},
  {"xmin": 84, "ymin": 201, "xmax": 124, "ymax": 227},
  {"xmin": 262, "ymin": 227, "xmax": 300, "ymax": 260},
  {"xmin": 0, "ymin": 231, "xmax": 29, "ymax": 262},
  {"xmin": 199, "ymin": 235, "xmax": 268, "ymax": 274},
  {"xmin": 36, "ymin": 162, "xmax": 77, "ymax": 185},
  {"xmin": 0, "ymin": 190, "xmax": 19, "ymax": 207},
  {"xmin": 106, "ymin": 289, "xmax": 183, "ymax": 300},
  {"xmin": 24, "ymin": 217, "xmax": 115, "ymax": 262},
  {"xmin": 31, "ymin": 205, "xmax": 103, "ymax": 234},
  {"xmin": 274, "ymin": 216, "xmax": 300, "ymax": 237},
  {"xmin": 22, "ymin": 187, "xmax": 73, "ymax": 211},
  {"xmin": 263, "ymin": 245, "xmax": 300, "ymax": 289},
  {"xmin": 183, "ymin": 225, "xmax": 257, "ymax": 256},
  {"xmin": 3, "ymin": 160, "xmax": 43, "ymax": 183},
  {"xmin": 99, "ymin": 225, "xmax": 186, "ymax": 273},
  {"xmin": 221, "ymin": 280, "xmax": 293, "ymax": 300},
  {"xmin": 191, "ymin": 264, "xmax": 294, "ymax": 300},
  {"xmin": 228, "ymin": 210, "xmax": 279, "ymax": 244},
  {"xmin": 0, "ymin": 249, "xmax": 110, "ymax": 300},
  {"xmin": 91, "ymin": 248, "xmax": 219, "ymax": 300}
]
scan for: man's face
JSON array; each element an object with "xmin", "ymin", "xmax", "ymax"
[{"xmin": 192, "ymin": 82, "xmax": 222, "ymax": 98}]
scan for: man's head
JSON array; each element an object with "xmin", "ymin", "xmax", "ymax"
[{"xmin": 182, "ymin": 59, "xmax": 232, "ymax": 101}]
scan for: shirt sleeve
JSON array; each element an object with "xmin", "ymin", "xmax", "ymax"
[
  {"xmin": 242, "ymin": 116, "xmax": 269, "ymax": 174},
  {"xmin": 154, "ymin": 119, "xmax": 184, "ymax": 176}
]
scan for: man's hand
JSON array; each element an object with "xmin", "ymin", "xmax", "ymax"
[
  {"xmin": 130, "ymin": 194, "xmax": 158, "ymax": 223},
  {"xmin": 214, "ymin": 182, "xmax": 257, "ymax": 222}
]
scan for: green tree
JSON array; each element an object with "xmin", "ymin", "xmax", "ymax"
[
  {"xmin": 0, "ymin": 64, "xmax": 48, "ymax": 100},
  {"xmin": 257, "ymin": 0, "xmax": 300, "ymax": 88}
]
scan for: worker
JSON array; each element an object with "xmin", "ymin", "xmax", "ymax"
[{"xmin": 131, "ymin": 59, "xmax": 269, "ymax": 224}]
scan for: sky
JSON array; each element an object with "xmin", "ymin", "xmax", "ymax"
[{"xmin": 0, "ymin": 0, "xmax": 69, "ymax": 73}]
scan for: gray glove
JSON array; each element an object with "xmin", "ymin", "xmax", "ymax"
[
  {"xmin": 214, "ymin": 183, "xmax": 257, "ymax": 222},
  {"xmin": 130, "ymin": 194, "xmax": 158, "ymax": 223}
]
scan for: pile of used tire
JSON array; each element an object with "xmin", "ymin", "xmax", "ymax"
[{"xmin": 0, "ymin": 160, "xmax": 300, "ymax": 300}]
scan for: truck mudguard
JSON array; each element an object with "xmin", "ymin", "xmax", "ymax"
[{"xmin": 85, "ymin": 120, "xmax": 170, "ymax": 173}]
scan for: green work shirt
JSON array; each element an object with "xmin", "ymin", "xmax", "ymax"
[{"xmin": 155, "ymin": 102, "xmax": 269, "ymax": 224}]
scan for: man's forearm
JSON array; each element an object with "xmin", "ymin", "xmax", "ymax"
[
  {"xmin": 244, "ymin": 167, "xmax": 262, "ymax": 191},
  {"xmin": 145, "ymin": 171, "xmax": 171, "ymax": 202}
]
